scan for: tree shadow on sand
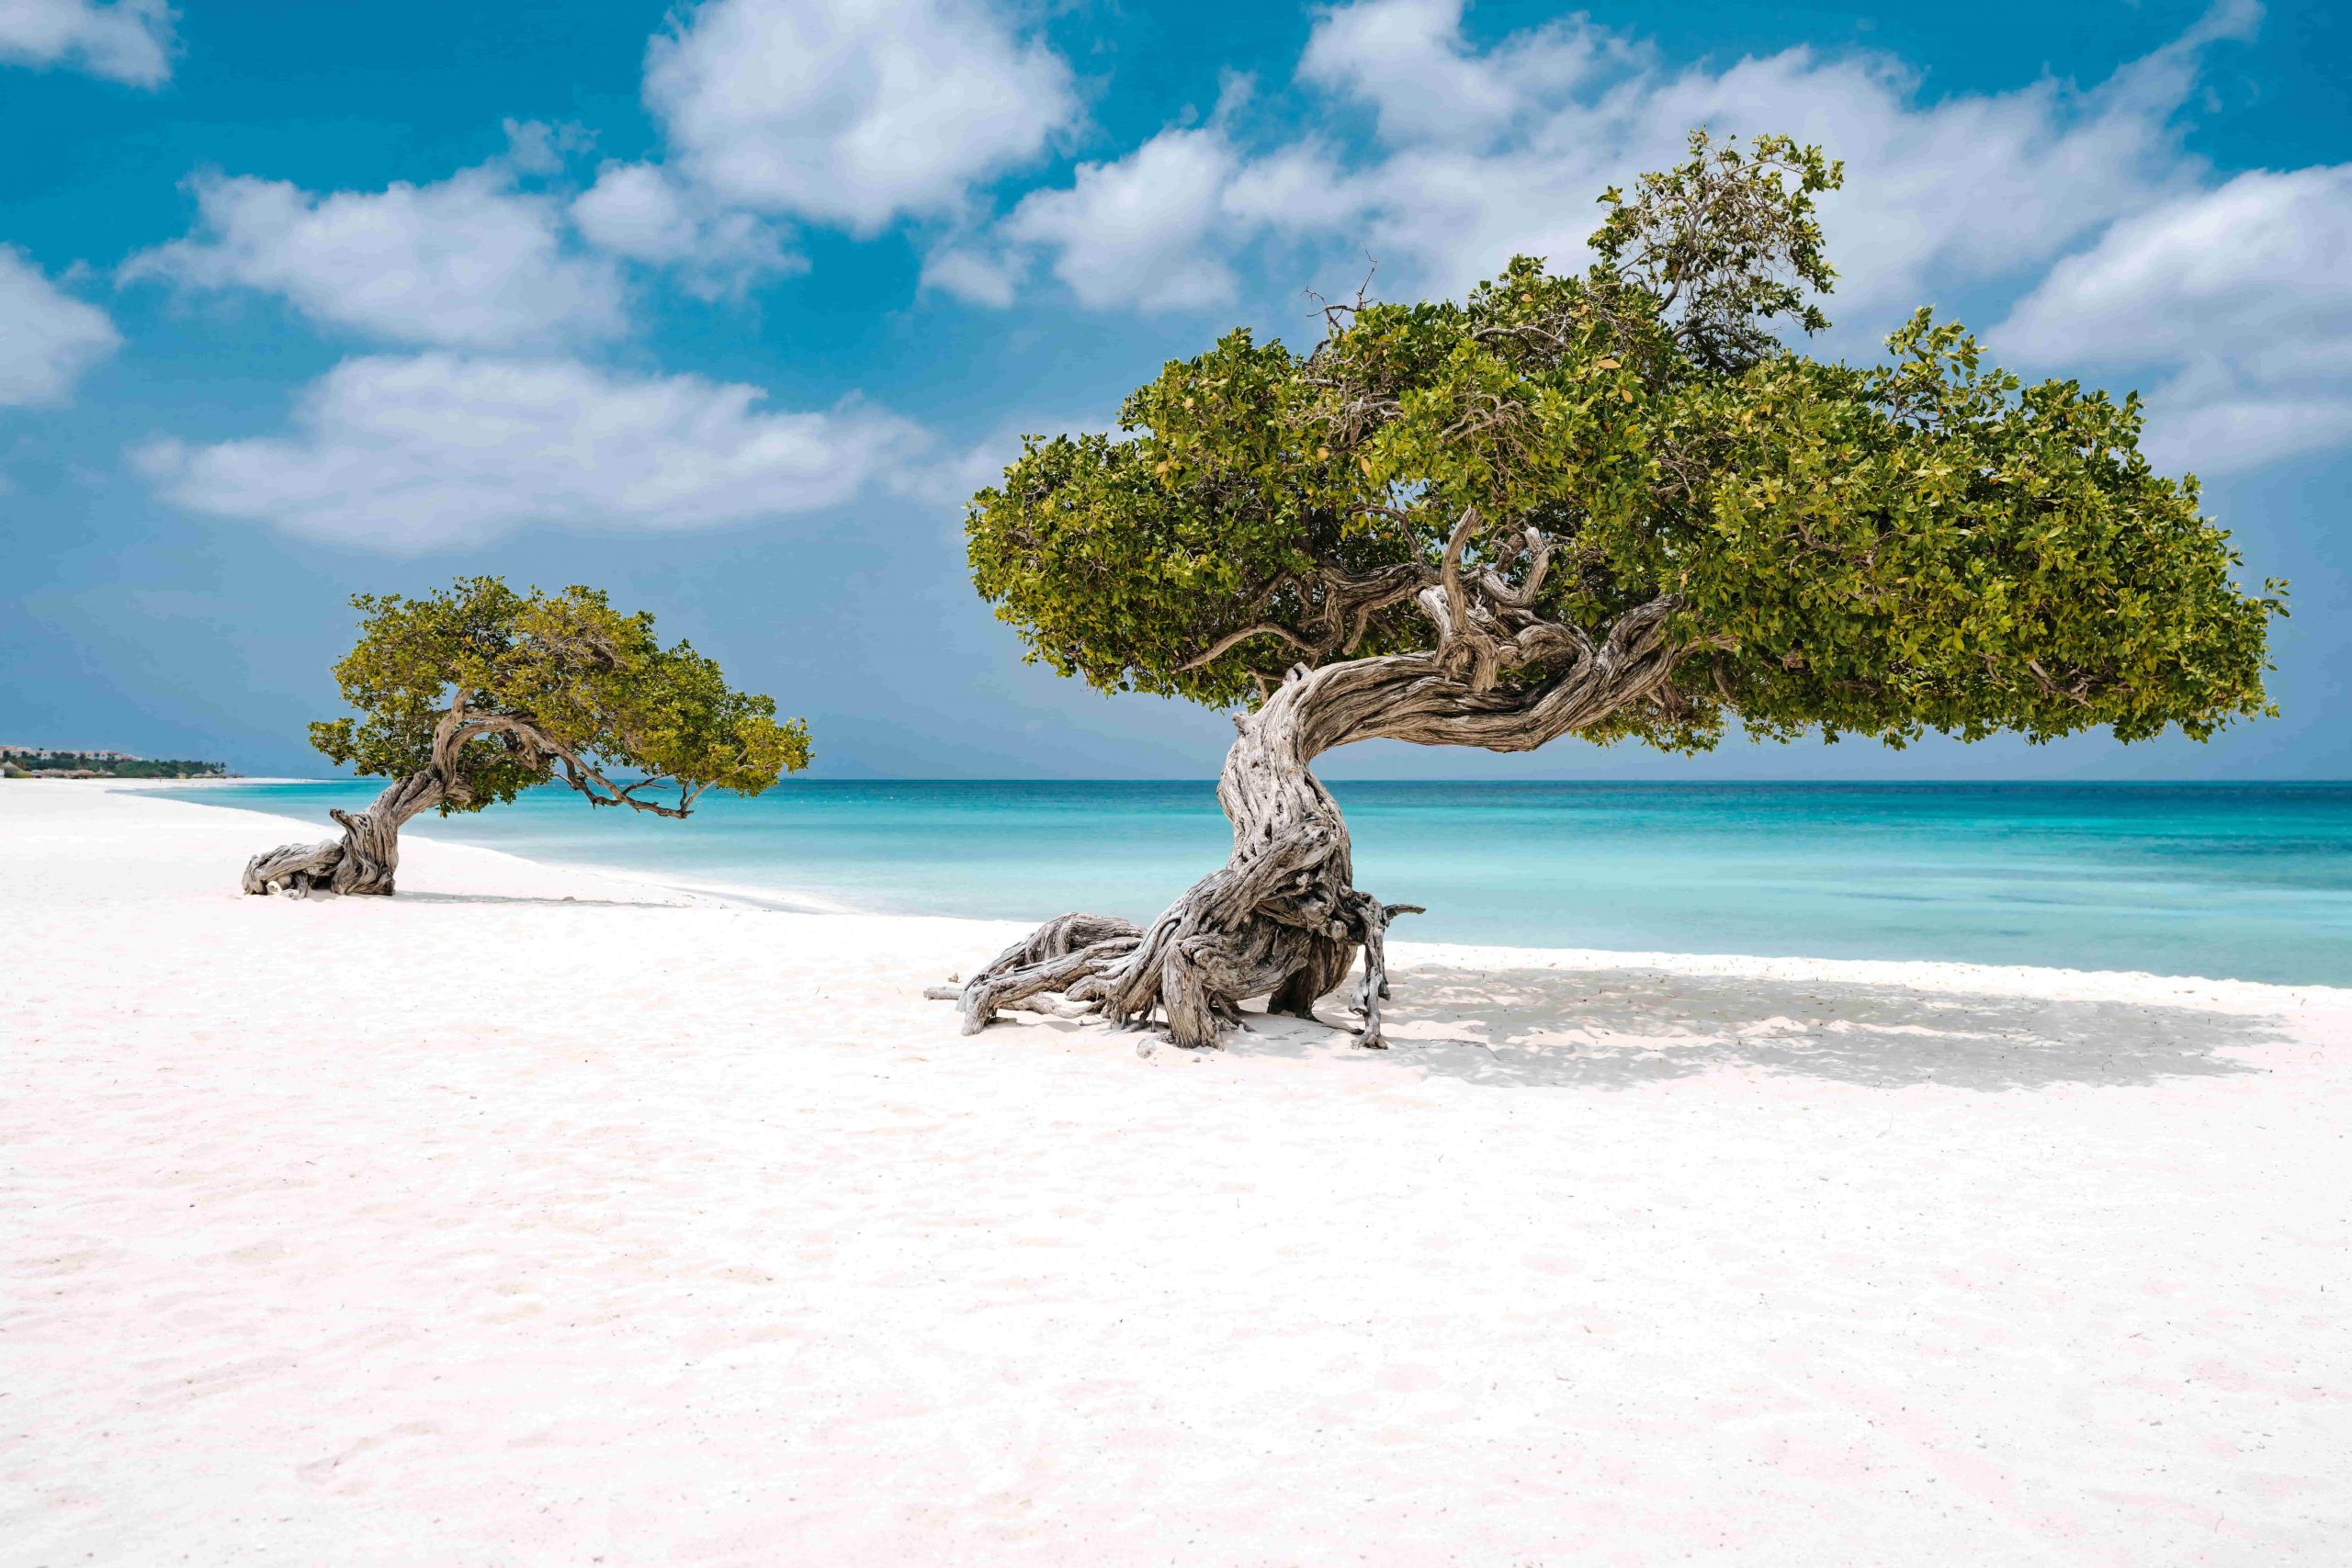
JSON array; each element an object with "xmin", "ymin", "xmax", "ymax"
[
  {"xmin": 394, "ymin": 891, "xmax": 687, "ymax": 910},
  {"xmin": 1209, "ymin": 965, "xmax": 2281, "ymax": 1092}
]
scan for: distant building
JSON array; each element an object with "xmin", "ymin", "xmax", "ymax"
[{"xmin": 0, "ymin": 746, "xmax": 141, "ymax": 761}]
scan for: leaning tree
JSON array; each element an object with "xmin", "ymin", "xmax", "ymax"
[
  {"xmin": 243, "ymin": 577, "xmax": 808, "ymax": 897},
  {"xmin": 945, "ymin": 131, "xmax": 2284, "ymax": 1050}
]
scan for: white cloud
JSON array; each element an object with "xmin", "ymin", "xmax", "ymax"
[
  {"xmin": 642, "ymin": 0, "xmax": 1080, "ymax": 233},
  {"xmin": 122, "ymin": 155, "xmax": 628, "ymax": 349},
  {"xmin": 570, "ymin": 162, "xmax": 696, "ymax": 262},
  {"xmin": 1296, "ymin": 0, "xmax": 1634, "ymax": 146},
  {"xmin": 0, "ymin": 244, "xmax": 120, "ymax": 406},
  {"xmin": 0, "ymin": 0, "xmax": 174, "ymax": 87},
  {"xmin": 498, "ymin": 117, "xmax": 592, "ymax": 177},
  {"xmin": 918, "ymin": 245, "xmax": 1023, "ymax": 309},
  {"xmin": 1997, "ymin": 164, "xmax": 2352, "ymax": 474},
  {"xmin": 1001, "ymin": 130, "xmax": 1244, "ymax": 312},
  {"xmin": 136, "ymin": 355, "xmax": 928, "ymax": 551},
  {"xmin": 951, "ymin": 0, "xmax": 2259, "ymax": 321},
  {"xmin": 571, "ymin": 161, "xmax": 800, "ymax": 299}
]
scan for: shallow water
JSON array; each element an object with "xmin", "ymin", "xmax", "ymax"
[{"xmin": 166, "ymin": 779, "xmax": 2352, "ymax": 986}]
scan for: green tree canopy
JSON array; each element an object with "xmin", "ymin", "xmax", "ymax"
[
  {"xmin": 967, "ymin": 131, "xmax": 2283, "ymax": 754},
  {"xmin": 311, "ymin": 576, "xmax": 808, "ymax": 817}
]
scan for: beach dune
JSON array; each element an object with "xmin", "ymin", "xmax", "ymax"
[{"xmin": 5, "ymin": 784, "xmax": 2347, "ymax": 1563}]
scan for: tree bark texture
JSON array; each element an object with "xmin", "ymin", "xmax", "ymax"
[
  {"xmin": 947, "ymin": 543, "xmax": 1687, "ymax": 1050},
  {"xmin": 241, "ymin": 769, "xmax": 442, "ymax": 897}
]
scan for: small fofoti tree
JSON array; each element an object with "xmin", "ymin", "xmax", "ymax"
[
  {"xmin": 243, "ymin": 577, "xmax": 809, "ymax": 897},
  {"xmin": 948, "ymin": 131, "xmax": 2285, "ymax": 1050}
]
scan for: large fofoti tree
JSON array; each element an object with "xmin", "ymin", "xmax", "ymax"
[
  {"xmin": 243, "ymin": 578, "xmax": 809, "ymax": 897},
  {"xmin": 949, "ymin": 132, "xmax": 2284, "ymax": 1050}
]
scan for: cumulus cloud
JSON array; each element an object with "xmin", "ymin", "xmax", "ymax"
[
  {"xmin": 0, "ymin": 244, "xmax": 120, "ymax": 406},
  {"xmin": 0, "ymin": 0, "xmax": 175, "ymax": 86},
  {"xmin": 121, "ymin": 149, "xmax": 628, "ymax": 349},
  {"xmin": 136, "ymin": 355, "xmax": 927, "ymax": 550},
  {"xmin": 999, "ymin": 130, "xmax": 1246, "ymax": 312},
  {"xmin": 1997, "ymin": 164, "xmax": 2352, "ymax": 474},
  {"xmin": 946, "ymin": 0, "xmax": 2259, "ymax": 321},
  {"xmin": 642, "ymin": 0, "xmax": 1080, "ymax": 233},
  {"xmin": 1296, "ymin": 0, "xmax": 1635, "ymax": 146},
  {"xmin": 918, "ymin": 245, "xmax": 1023, "ymax": 309},
  {"xmin": 571, "ymin": 160, "xmax": 801, "ymax": 299}
]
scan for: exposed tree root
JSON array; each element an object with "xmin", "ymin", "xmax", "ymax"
[
  {"xmin": 243, "ymin": 771, "xmax": 441, "ymax": 897},
  {"xmin": 937, "ymin": 537, "xmax": 1679, "ymax": 1051},
  {"xmin": 948, "ymin": 878, "xmax": 1418, "ymax": 1051},
  {"xmin": 936, "ymin": 668, "xmax": 1430, "ymax": 1049}
]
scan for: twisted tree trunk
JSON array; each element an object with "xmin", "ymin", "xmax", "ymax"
[
  {"xmin": 944, "ymin": 590, "xmax": 1686, "ymax": 1050},
  {"xmin": 944, "ymin": 672, "xmax": 1387, "ymax": 1049},
  {"xmin": 242, "ymin": 769, "xmax": 443, "ymax": 897},
  {"xmin": 242, "ymin": 701, "xmax": 715, "ymax": 898}
]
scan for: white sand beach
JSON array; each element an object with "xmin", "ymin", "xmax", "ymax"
[{"xmin": 5, "ymin": 783, "xmax": 2348, "ymax": 1565}]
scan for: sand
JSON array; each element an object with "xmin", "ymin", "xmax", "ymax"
[{"xmin": 4, "ymin": 782, "xmax": 2348, "ymax": 1564}]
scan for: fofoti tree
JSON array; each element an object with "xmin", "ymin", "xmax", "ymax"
[
  {"xmin": 946, "ymin": 130, "xmax": 2284, "ymax": 1050},
  {"xmin": 243, "ymin": 578, "xmax": 809, "ymax": 897}
]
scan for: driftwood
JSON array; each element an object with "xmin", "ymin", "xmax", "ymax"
[{"xmin": 942, "ymin": 509, "xmax": 1685, "ymax": 1051}]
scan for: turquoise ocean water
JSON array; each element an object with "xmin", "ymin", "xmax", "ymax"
[{"xmin": 164, "ymin": 781, "xmax": 2352, "ymax": 987}]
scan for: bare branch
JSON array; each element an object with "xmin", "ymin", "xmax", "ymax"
[
  {"xmin": 1475, "ymin": 526, "xmax": 1555, "ymax": 609},
  {"xmin": 1182, "ymin": 622, "xmax": 1316, "ymax": 671},
  {"xmin": 1306, "ymin": 252, "xmax": 1380, "ymax": 342}
]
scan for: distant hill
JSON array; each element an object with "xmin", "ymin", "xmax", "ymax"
[{"xmin": 1, "ymin": 747, "xmax": 229, "ymax": 779}]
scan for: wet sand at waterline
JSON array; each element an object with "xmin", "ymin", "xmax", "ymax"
[{"xmin": 6, "ymin": 784, "xmax": 2348, "ymax": 1563}]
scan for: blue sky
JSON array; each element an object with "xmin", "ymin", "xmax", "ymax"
[{"xmin": 3, "ymin": 0, "xmax": 2346, "ymax": 780}]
